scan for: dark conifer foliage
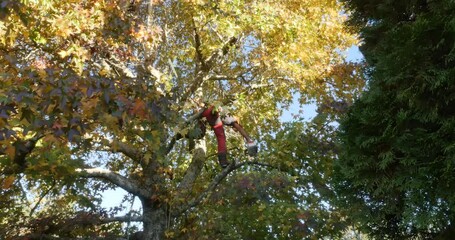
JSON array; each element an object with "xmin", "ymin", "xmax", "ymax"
[{"xmin": 336, "ymin": 0, "xmax": 455, "ymax": 239}]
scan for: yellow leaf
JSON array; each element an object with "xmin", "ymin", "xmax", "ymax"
[
  {"xmin": 144, "ymin": 153, "xmax": 152, "ymax": 165},
  {"xmin": 58, "ymin": 49, "xmax": 70, "ymax": 58},
  {"xmin": 98, "ymin": 67, "xmax": 110, "ymax": 76}
]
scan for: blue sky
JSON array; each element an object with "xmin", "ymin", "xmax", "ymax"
[{"xmin": 280, "ymin": 45, "xmax": 364, "ymax": 122}]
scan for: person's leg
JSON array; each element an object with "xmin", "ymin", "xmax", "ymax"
[
  {"xmin": 212, "ymin": 124, "xmax": 229, "ymax": 168},
  {"xmin": 202, "ymin": 107, "xmax": 229, "ymax": 168}
]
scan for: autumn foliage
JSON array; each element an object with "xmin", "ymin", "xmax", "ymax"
[{"xmin": 0, "ymin": 0, "xmax": 363, "ymax": 238}]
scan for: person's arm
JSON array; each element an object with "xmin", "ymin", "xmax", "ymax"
[
  {"xmin": 233, "ymin": 122, "xmax": 258, "ymax": 157},
  {"xmin": 232, "ymin": 122, "xmax": 253, "ymax": 143}
]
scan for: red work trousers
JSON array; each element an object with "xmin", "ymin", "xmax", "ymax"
[{"xmin": 201, "ymin": 106, "xmax": 227, "ymax": 154}]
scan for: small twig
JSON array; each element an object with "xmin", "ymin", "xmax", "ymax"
[
  {"xmin": 164, "ymin": 109, "xmax": 205, "ymax": 155},
  {"xmin": 29, "ymin": 179, "xmax": 56, "ymax": 217},
  {"xmin": 172, "ymin": 157, "xmax": 275, "ymax": 217}
]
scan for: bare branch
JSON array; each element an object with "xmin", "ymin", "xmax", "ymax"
[
  {"xmin": 172, "ymin": 159, "xmax": 273, "ymax": 217},
  {"xmin": 239, "ymin": 160, "xmax": 276, "ymax": 169},
  {"xmin": 110, "ymin": 140, "xmax": 143, "ymax": 162},
  {"xmin": 192, "ymin": 18, "xmax": 206, "ymax": 70},
  {"xmin": 206, "ymin": 68, "xmax": 259, "ymax": 83},
  {"xmin": 174, "ymin": 139, "xmax": 206, "ymax": 202},
  {"xmin": 164, "ymin": 109, "xmax": 204, "ymax": 155},
  {"xmin": 20, "ymin": 213, "xmax": 143, "ymax": 240},
  {"xmin": 179, "ymin": 36, "xmax": 238, "ymax": 103},
  {"xmin": 75, "ymin": 168, "xmax": 150, "ymax": 198},
  {"xmin": 29, "ymin": 180, "xmax": 56, "ymax": 217},
  {"xmin": 206, "ymin": 74, "xmax": 232, "ymax": 80},
  {"xmin": 99, "ymin": 215, "xmax": 143, "ymax": 223},
  {"xmin": 104, "ymin": 57, "xmax": 135, "ymax": 78},
  {"xmin": 0, "ymin": 135, "xmax": 44, "ymax": 174},
  {"xmin": 19, "ymin": 234, "xmax": 128, "ymax": 240},
  {"xmin": 248, "ymin": 83, "xmax": 275, "ymax": 90},
  {"xmin": 172, "ymin": 163, "xmax": 234, "ymax": 217},
  {"xmin": 204, "ymin": 36, "xmax": 237, "ymax": 67},
  {"xmin": 70, "ymin": 212, "xmax": 143, "ymax": 225}
]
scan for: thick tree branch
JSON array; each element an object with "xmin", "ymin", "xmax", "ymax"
[
  {"xmin": 174, "ymin": 139, "xmax": 206, "ymax": 202},
  {"xmin": 164, "ymin": 109, "xmax": 205, "ymax": 155},
  {"xmin": 206, "ymin": 74, "xmax": 236, "ymax": 80},
  {"xmin": 75, "ymin": 168, "xmax": 150, "ymax": 198},
  {"xmin": 110, "ymin": 140, "xmax": 143, "ymax": 162},
  {"xmin": 21, "ymin": 213, "xmax": 143, "ymax": 240},
  {"xmin": 179, "ymin": 36, "xmax": 238, "ymax": 103},
  {"xmin": 20, "ymin": 234, "xmax": 127, "ymax": 240},
  {"xmin": 192, "ymin": 18, "xmax": 206, "ymax": 71},
  {"xmin": 172, "ymin": 159, "xmax": 273, "ymax": 217},
  {"xmin": 0, "ymin": 135, "xmax": 43, "ymax": 174},
  {"xmin": 104, "ymin": 57, "xmax": 135, "ymax": 78},
  {"xmin": 99, "ymin": 215, "xmax": 143, "ymax": 223},
  {"xmin": 205, "ymin": 36, "xmax": 237, "ymax": 67},
  {"xmin": 70, "ymin": 212, "xmax": 143, "ymax": 225},
  {"xmin": 171, "ymin": 162, "xmax": 235, "ymax": 217}
]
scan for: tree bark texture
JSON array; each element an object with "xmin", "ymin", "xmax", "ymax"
[{"xmin": 141, "ymin": 198, "xmax": 167, "ymax": 240}]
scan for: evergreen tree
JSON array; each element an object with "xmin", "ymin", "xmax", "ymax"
[{"xmin": 336, "ymin": 0, "xmax": 455, "ymax": 238}]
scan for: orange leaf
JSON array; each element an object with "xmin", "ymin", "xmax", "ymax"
[
  {"xmin": 2, "ymin": 175, "xmax": 15, "ymax": 189},
  {"xmin": 130, "ymin": 98, "xmax": 147, "ymax": 118},
  {"xmin": 5, "ymin": 145, "xmax": 15, "ymax": 160}
]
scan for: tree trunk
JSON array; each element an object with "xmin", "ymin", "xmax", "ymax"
[
  {"xmin": 176, "ymin": 138, "xmax": 206, "ymax": 200},
  {"xmin": 140, "ymin": 155, "xmax": 168, "ymax": 240},
  {"xmin": 141, "ymin": 198, "xmax": 167, "ymax": 240}
]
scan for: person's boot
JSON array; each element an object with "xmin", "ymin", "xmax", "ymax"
[{"xmin": 217, "ymin": 152, "xmax": 229, "ymax": 168}]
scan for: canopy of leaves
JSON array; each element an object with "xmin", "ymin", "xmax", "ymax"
[
  {"xmin": 170, "ymin": 117, "xmax": 361, "ymax": 239},
  {"xmin": 1, "ymin": 0, "xmax": 363, "ymax": 238},
  {"xmin": 336, "ymin": 0, "xmax": 455, "ymax": 239}
]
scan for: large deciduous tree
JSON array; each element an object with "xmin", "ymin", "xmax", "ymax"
[
  {"xmin": 336, "ymin": 0, "xmax": 455, "ymax": 239},
  {"xmin": 1, "ymin": 0, "xmax": 361, "ymax": 238}
]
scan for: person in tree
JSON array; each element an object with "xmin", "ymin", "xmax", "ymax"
[{"xmin": 199, "ymin": 105, "xmax": 258, "ymax": 168}]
